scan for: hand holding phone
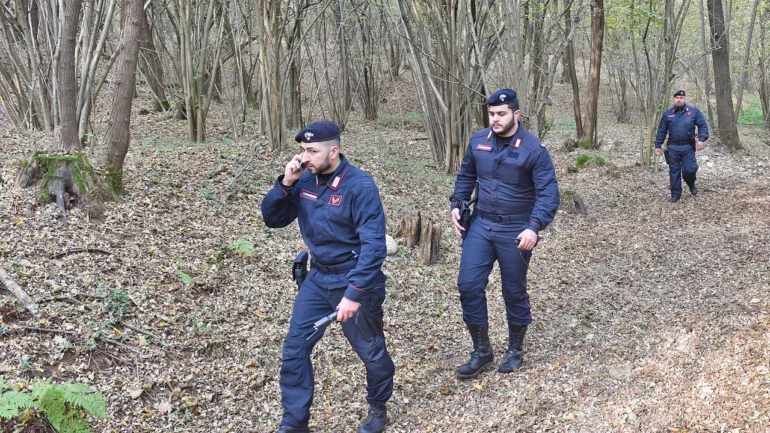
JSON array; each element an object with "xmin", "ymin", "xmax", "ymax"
[{"xmin": 283, "ymin": 154, "xmax": 306, "ymax": 185}]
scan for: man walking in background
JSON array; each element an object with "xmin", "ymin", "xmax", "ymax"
[
  {"xmin": 654, "ymin": 90, "xmax": 709, "ymax": 203},
  {"xmin": 449, "ymin": 89, "xmax": 560, "ymax": 378}
]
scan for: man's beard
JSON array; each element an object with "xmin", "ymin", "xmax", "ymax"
[
  {"xmin": 309, "ymin": 156, "xmax": 332, "ymax": 175},
  {"xmin": 493, "ymin": 117, "xmax": 517, "ymax": 136}
]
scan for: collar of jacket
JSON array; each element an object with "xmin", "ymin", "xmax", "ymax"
[{"xmin": 316, "ymin": 154, "xmax": 350, "ymax": 191}]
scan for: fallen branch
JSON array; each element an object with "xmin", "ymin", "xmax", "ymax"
[
  {"xmin": 120, "ymin": 321, "xmax": 163, "ymax": 341},
  {"xmin": 0, "ymin": 268, "xmax": 40, "ymax": 316},
  {"xmin": 37, "ymin": 296, "xmax": 92, "ymax": 310},
  {"xmin": 49, "ymin": 248, "xmax": 113, "ymax": 260},
  {"xmin": 98, "ymin": 336, "xmax": 141, "ymax": 354},
  {"xmin": 22, "ymin": 326, "xmax": 79, "ymax": 336}
]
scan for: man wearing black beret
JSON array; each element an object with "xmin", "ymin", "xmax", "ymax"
[
  {"xmin": 654, "ymin": 90, "xmax": 709, "ymax": 202},
  {"xmin": 449, "ymin": 88, "xmax": 560, "ymax": 378},
  {"xmin": 262, "ymin": 120, "xmax": 394, "ymax": 433}
]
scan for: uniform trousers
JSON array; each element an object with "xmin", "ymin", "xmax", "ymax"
[
  {"xmin": 457, "ymin": 215, "xmax": 533, "ymax": 327},
  {"xmin": 667, "ymin": 143, "xmax": 698, "ymax": 197},
  {"xmin": 279, "ymin": 275, "xmax": 394, "ymax": 428}
]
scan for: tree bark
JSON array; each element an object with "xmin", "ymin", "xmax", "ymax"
[
  {"xmin": 138, "ymin": 6, "xmax": 167, "ymax": 110},
  {"xmin": 707, "ymin": 0, "xmax": 743, "ymax": 150},
  {"xmin": 57, "ymin": 0, "xmax": 83, "ymax": 152},
  {"xmin": 734, "ymin": 0, "xmax": 761, "ymax": 120},
  {"xmin": 395, "ymin": 211, "xmax": 422, "ymax": 248},
  {"xmin": 563, "ymin": 0, "xmax": 583, "ymax": 137},
  {"xmin": 0, "ymin": 268, "xmax": 39, "ymax": 316},
  {"xmin": 582, "ymin": 0, "xmax": 604, "ymax": 145},
  {"xmin": 699, "ymin": 0, "xmax": 716, "ymax": 129},
  {"xmin": 417, "ymin": 218, "xmax": 441, "ymax": 265},
  {"xmin": 759, "ymin": 8, "xmax": 770, "ymax": 131},
  {"xmin": 97, "ymin": 0, "xmax": 143, "ymax": 195}
]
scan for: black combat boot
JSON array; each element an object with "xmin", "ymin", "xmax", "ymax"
[
  {"xmin": 456, "ymin": 323, "xmax": 494, "ymax": 379},
  {"xmin": 498, "ymin": 324, "xmax": 527, "ymax": 373},
  {"xmin": 357, "ymin": 405, "xmax": 387, "ymax": 433},
  {"xmin": 276, "ymin": 424, "xmax": 310, "ymax": 433}
]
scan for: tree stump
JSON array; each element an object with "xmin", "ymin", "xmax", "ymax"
[
  {"xmin": 395, "ymin": 211, "xmax": 421, "ymax": 247},
  {"xmin": 417, "ymin": 218, "xmax": 441, "ymax": 265},
  {"xmin": 15, "ymin": 152, "xmax": 111, "ymax": 224},
  {"xmin": 561, "ymin": 189, "xmax": 587, "ymax": 215}
]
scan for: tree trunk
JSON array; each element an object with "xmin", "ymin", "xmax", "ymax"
[
  {"xmin": 564, "ymin": 0, "xmax": 583, "ymax": 137},
  {"xmin": 138, "ymin": 6, "xmax": 168, "ymax": 111},
  {"xmin": 57, "ymin": 0, "xmax": 83, "ymax": 152},
  {"xmin": 734, "ymin": 0, "xmax": 761, "ymax": 120},
  {"xmin": 699, "ymin": 0, "xmax": 716, "ymax": 129},
  {"xmin": 582, "ymin": 0, "xmax": 604, "ymax": 145},
  {"xmin": 707, "ymin": 0, "xmax": 743, "ymax": 150},
  {"xmin": 759, "ymin": 8, "xmax": 770, "ymax": 131},
  {"xmin": 97, "ymin": 0, "xmax": 143, "ymax": 195},
  {"xmin": 616, "ymin": 68, "xmax": 630, "ymax": 123}
]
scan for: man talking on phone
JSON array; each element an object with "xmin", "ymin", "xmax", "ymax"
[{"xmin": 261, "ymin": 120, "xmax": 394, "ymax": 433}]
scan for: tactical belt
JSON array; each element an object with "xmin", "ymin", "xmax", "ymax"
[
  {"xmin": 668, "ymin": 141, "xmax": 692, "ymax": 146},
  {"xmin": 478, "ymin": 210, "xmax": 527, "ymax": 224},
  {"xmin": 311, "ymin": 259, "xmax": 357, "ymax": 274}
]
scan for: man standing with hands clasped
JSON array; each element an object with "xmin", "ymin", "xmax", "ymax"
[
  {"xmin": 261, "ymin": 120, "xmax": 394, "ymax": 433},
  {"xmin": 654, "ymin": 89, "xmax": 709, "ymax": 203},
  {"xmin": 449, "ymin": 89, "xmax": 560, "ymax": 378}
]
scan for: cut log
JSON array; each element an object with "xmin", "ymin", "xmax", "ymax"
[
  {"xmin": 417, "ymin": 218, "xmax": 441, "ymax": 265},
  {"xmin": 395, "ymin": 211, "xmax": 421, "ymax": 247},
  {"xmin": 0, "ymin": 268, "xmax": 40, "ymax": 316}
]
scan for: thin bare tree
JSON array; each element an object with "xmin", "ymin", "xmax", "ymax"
[{"xmin": 396, "ymin": 0, "xmax": 499, "ymax": 172}]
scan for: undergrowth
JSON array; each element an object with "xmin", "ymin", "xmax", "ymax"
[{"xmin": 0, "ymin": 378, "xmax": 107, "ymax": 433}]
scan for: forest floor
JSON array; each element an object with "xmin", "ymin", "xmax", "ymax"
[{"xmin": 1, "ymin": 77, "xmax": 770, "ymax": 433}]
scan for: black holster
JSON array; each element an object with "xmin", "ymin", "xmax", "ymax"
[
  {"xmin": 663, "ymin": 149, "xmax": 670, "ymax": 165},
  {"xmin": 459, "ymin": 199, "xmax": 477, "ymax": 241},
  {"xmin": 292, "ymin": 251, "xmax": 309, "ymax": 289}
]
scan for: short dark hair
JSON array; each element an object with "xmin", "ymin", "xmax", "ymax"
[{"xmin": 507, "ymin": 100, "xmax": 520, "ymax": 112}]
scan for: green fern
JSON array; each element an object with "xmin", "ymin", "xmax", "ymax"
[
  {"xmin": 226, "ymin": 237, "xmax": 254, "ymax": 257},
  {"xmin": 0, "ymin": 390, "xmax": 35, "ymax": 418},
  {"xmin": 0, "ymin": 378, "xmax": 106, "ymax": 432}
]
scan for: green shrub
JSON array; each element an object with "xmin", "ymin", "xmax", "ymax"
[
  {"xmin": 577, "ymin": 139, "xmax": 593, "ymax": 149},
  {"xmin": 576, "ymin": 154, "xmax": 591, "ymax": 168},
  {"xmin": 226, "ymin": 238, "xmax": 254, "ymax": 257},
  {"xmin": 551, "ymin": 118, "xmax": 577, "ymax": 130},
  {"xmin": 0, "ymin": 378, "xmax": 107, "ymax": 433},
  {"xmin": 594, "ymin": 155, "xmax": 606, "ymax": 166},
  {"xmin": 154, "ymin": 100, "xmax": 171, "ymax": 112},
  {"xmin": 737, "ymin": 100, "xmax": 764, "ymax": 125},
  {"xmin": 376, "ymin": 112, "xmax": 425, "ymax": 129}
]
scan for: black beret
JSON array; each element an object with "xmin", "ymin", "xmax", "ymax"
[
  {"xmin": 295, "ymin": 120, "xmax": 341, "ymax": 143},
  {"xmin": 485, "ymin": 88, "xmax": 518, "ymax": 106},
  {"xmin": 673, "ymin": 90, "xmax": 686, "ymax": 97}
]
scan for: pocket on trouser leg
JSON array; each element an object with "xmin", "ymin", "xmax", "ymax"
[{"xmin": 280, "ymin": 337, "xmax": 308, "ymax": 387}]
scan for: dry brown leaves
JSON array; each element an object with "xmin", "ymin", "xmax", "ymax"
[{"xmin": 0, "ymin": 84, "xmax": 769, "ymax": 433}]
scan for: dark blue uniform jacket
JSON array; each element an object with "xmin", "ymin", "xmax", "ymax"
[
  {"xmin": 261, "ymin": 155, "xmax": 387, "ymax": 303},
  {"xmin": 451, "ymin": 123, "xmax": 560, "ymax": 233},
  {"xmin": 655, "ymin": 104, "xmax": 709, "ymax": 148}
]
